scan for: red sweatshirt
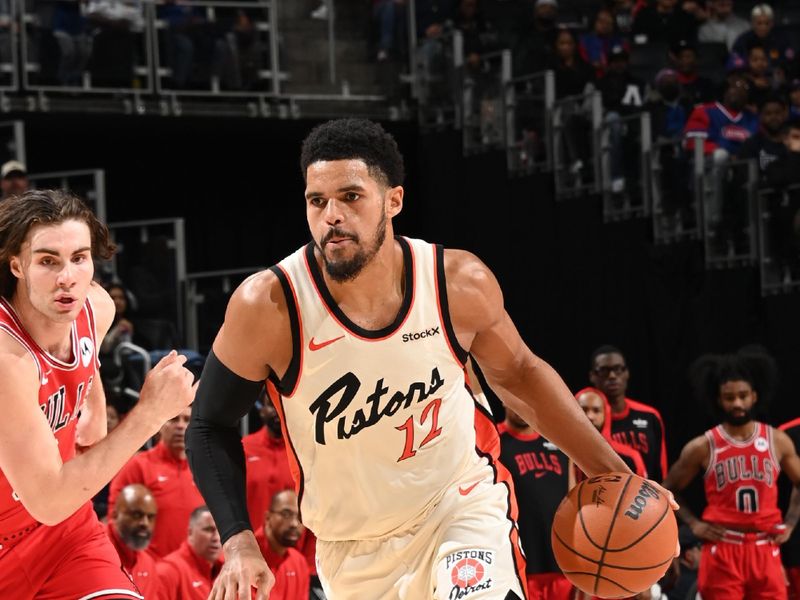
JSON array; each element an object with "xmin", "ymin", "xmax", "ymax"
[
  {"xmin": 156, "ymin": 540, "xmax": 222, "ymax": 600},
  {"xmin": 255, "ymin": 527, "xmax": 310, "ymax": 600},
  {"xmin": 108, "ymin": 443, "xmax": 205, "ymax": 557},
  {"xmin": 242, "ymin": 428, "xmax": 295, "ymax": 528},
  {"xmin": 105, "ymin": 522, "xmax": 161, "ymax": 598},
  {"xmin": 242, "ymin": 428, "xmax": 317, "ymax": 575}
]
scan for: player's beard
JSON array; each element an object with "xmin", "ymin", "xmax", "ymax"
[
  {"xmin": 319, "ymin": 210, "xmax": 387, "ymax": 283},
  {"xmin": 121, "ymin": 528, "xmax": 152, "ymax": 551},
  {"xmin": 722, "ymin": 408, "xmax": 753, "ymax": 426}
]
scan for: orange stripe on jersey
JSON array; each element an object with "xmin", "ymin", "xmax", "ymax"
[
  {"xmin": 473, "ymin": 402, "xmax": 529, "ymax": 599},
  {"xmin": 275, "ymin": 264, "xmax": 304, "ymax": 399},
  {"xmin": 271, "ymin": 387, "xmax": 304, "ymax": 501}
]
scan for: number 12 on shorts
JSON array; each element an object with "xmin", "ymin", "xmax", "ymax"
[{"xmin": 396, "ymin": 398, "xmax": 443, "ymax": 461}]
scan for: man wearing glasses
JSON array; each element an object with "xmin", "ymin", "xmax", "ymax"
[
  {"xmin": 255, "ymin": 489, "xmax": 310, "ymax": 600},
  {"xmin": 589, "ymin": 345, "xmax": 668, "ymax": 481}
]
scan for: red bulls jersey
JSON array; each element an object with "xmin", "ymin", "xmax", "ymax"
[
  {"xmin": 0, "ymin": 297, "xmax": 99, "ymax": 536},
  {"xmin": 702, "ymin": 422, "xmax": 782, "ymax": 531}
]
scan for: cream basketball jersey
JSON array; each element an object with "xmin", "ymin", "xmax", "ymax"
[{"xmin": 269, "ymin": 237, "xmax": 495, "ymax": 541}]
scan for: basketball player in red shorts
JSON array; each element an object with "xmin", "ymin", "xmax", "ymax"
[
  {"xmin": 663, "ymin": 350, "xmax": 800, "ymax": 600},
  {"xmin": 0, "ymin": 190, "xmax": 195, "ymax": 599}
]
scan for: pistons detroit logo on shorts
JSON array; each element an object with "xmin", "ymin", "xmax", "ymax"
[{"xmin": 445, "ymin": 549, "xmax": 494, "ymax": 598}]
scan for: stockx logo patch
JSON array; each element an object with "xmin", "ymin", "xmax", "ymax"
[
  {"xmin": 402, "ymin": 326, "xmax": 440, "ymax": 343},
  {"xmin": 445, "ymin": 549, "xmax": 494, "ymax": 599}
]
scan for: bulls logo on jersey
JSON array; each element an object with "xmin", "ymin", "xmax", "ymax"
[{"xmin": 79, "ymin": 336, "xmax": 94, "ymax": 368}]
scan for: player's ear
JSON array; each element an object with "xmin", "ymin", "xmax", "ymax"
[
  {"xmin": 386, "ymin": 185, "xmax": 403, "ymax": 218},
  {"xmin": 9, "ymin": 255, "xmax": 22, "ymax": 279}
]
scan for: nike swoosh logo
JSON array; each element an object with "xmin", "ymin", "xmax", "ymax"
[
  {"xmin": 309, "ymin": 335, "xmax": 345, "ymax": 351},
  {"xmin": 534, "ymin": 471, "xmax": 547, "ymax": 479},
  {"xmin": 458, "ymin": 481, "xmax": 481, "ymax": 496}
]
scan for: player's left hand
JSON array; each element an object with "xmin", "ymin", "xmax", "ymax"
[{"xmin": 770, "ymin": 523, "xmax": 793, "ymax": 545}]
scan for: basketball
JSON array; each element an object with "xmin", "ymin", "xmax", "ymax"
[{"xmin": 551, "ymin": 472, "xmax": 678, "ymax": 598}]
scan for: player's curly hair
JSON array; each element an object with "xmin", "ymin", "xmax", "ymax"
[
  {"xmin": 689, "ymin": 346, "xmax": 778, "ymax": 419},
  {"xmin": 300, "ymin": 118, "xmax": 405, "ymax": 188},
  {"xmin": 0, "ymin": 189, "xmax": 115, "ymax": 298}
]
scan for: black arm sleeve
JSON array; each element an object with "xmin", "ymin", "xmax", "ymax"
[{"xmin": 185, "ymin": 350, "xmax": 264, "ymax": 545}]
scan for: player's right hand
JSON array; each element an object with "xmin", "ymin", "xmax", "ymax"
[
  {"xmin": 209, "ymin": 531, "xmax": 275, "ymax": 600},
  {"xmin": 138, "ymin": 350, "xmax": 195, "ymax": 422},
  {"xmin": 690, "ymin": 520, "xmax": 726, "ymax": 542}
]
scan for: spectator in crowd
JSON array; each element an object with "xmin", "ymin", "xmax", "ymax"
[
  {"xmin": 684, "ymin": 77, "xmax": 759, "ymax": 163},
  {"xmin": 85, "ymin": 0, "xmax": 144, "ymax": 88},
  {"xmin": 499, "ymin": 406, "xmax": 572, "ymax": 600},
  {"xmin": 647, "ymin": 68, "xmax": 688, "ymax": 140},
  {"xmin": 647, "ymin": 69, "xmax": 692, "ymax": 229},
  {"xmin": 780, "ymin": 417, "xmax": 800, "ymax": 599},
  {"xmin": 732, "ymin": 4, "xmax": 796, "ymax": 78},
  {"xmin": 242, "ymin": 383, "xmax": 295, "ymax": 531},
  {"xmin": 579, "ymin": 7, "xmax": 627, "ymax": 78},
  {"xmin": 513, "ymin": 0, "xmax": 559, "ymax": 75},
  {"xmin": 454, "ymin": 0, "xmax": 496, "ymax": 72},
  {"xmin": 744, "ymin": 41, "xmax": 786, "ymax": 109},
  {"xmin": 108, "ymin": 407, "xmax": 204, "ymax": 557},
  {"xmin": 213, "ymin": 9, "xmax": 267, "ymax": 91},
  {"xmin": 698, "ymin": 0, "xmax": 749, "ymax": 50},
  {"xmin": 669, "ymin": 38, "xmax": 715, "ymax": 108},
  {"xmin": 243, "ymin": 384, "xmax": 319, "ymax": 585},
  {"xmin": 763, "ymin": 117, "xmax": 800, "ymax": 278},
  {"xmin": 254, "ymin": 489, "xmax": 310, "ymax": 600},
  {"xmin": 663, "ymin": 350, "xmax": 800, "ymax": 600},
  {"xmin": 0, "ymin": 160, "xmax": 29, "ymax": 200},
  {"xmin": 99, "ymin": 283, "xmax": 135, "ymax": 356},
  {"xmin": 588, "ymin": 345, "xmax": 668, "ymax": 481},
  {"xmin": 738, "ymin": 95, "xmax": 788, "ymax": 177},
  {"xmin": 157, "ymin": 0, "xmax": 211, "ymax": 88},
  {"xmin": 373, "ymin": 0, "xmax": 408, "ymax": 62},
  {"xmin": 575, "ymin": 387, "xmax": 647, "ymax": 478},
  {"xmin": 596, "ymin": 44, "xmax": 645, "ymax": 193},
  {"xmin": 156, "ymin": 506, "xmax": 223, "ymax": 600},
  {"xmin": 608, "ymin": 0, "xmax": 637, "ymax": 38},
  {"xmin": 51, "ymin": 1, "xmax": 90, "ymax": 85},
  {"xmin": 632, "ymin": 0, "xmax": 701, "ymax": 45},
  {"xmin": 790, "ymin": 79, "xmax": 800, "ymax": 118},
  {"xmin": 106, "ymin": 484, "xmax": 161, "ymax": 597},
  {"xmin": 551, "ymin": 28, "xmax": 594, "ymax": 99}
]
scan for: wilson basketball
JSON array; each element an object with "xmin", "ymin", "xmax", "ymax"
[{"xmin": 551, "ymin": 472, "xmax": 678, "ymax": 598}]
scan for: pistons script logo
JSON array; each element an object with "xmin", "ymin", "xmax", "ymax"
[
  {"xmin": 309, "ymin": 368, "xmax": 444, "ymax": 444},
  {"xmin": 446, "ymin": 550, "xmax": 493, "ymax": 599}
]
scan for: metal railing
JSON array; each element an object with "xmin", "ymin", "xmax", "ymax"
[
  {"xmin": 504, "ymin": 69, "xmax": 554, "ymax": 175},
  {"xmin": 28, "ymin": 168, "xmax": 106, "ymax": 222},
  {"xmin": 184, "ymin": 266, "xmax": 263, "ymax": 350},
  {"xmin": 416, "ymin": 28, "xmax": 462, "ymax": 130},
  {"xmin": 107, "ymin": 217, "xmax": 187, "ymax": 343},
  {"xmin": 599, "ymin": 111, "xmax": 651, "ymax": 222},
  {"xmin": 462, "ymin": 49, "xmax": 511, "ymax": 155},
  {"xmin": 0, "ymin": 119, "xmax": 25, "ymax": 164}
]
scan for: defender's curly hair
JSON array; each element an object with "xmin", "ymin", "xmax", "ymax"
[
  {"xmin": 300, "ymin": 118, "xmax": 405, "ymax": 188},
  {"xmin": 689, "ymin": 347, "xmax": 778, "ymax": 419}
]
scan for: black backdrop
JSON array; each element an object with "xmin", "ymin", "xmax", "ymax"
[{"xmin": 19, "ymin": 113, "xmax": 800, "ymax": 474}]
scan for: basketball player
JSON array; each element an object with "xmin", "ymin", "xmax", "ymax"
[
  {"xmin": 575, "ymin": 387, "xmax": 647, "ymax": 478},
  {"xmin": 589, "ymin": 345, "xmax": 668, "ymax": 481},
  {"xmin": 499, "ymin": 407, "xmax": 572, "ymax": 600},
  {"xmin": 662, "ymin": 351, "xmax": 800, "ymax": 600},
  {"xmin": 187, "ymin": 119, "xmax": 670, "ymax": 599},
  {"xmin": 0, "ymin": 190, "xmax": 196, "ymax": 599}
]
